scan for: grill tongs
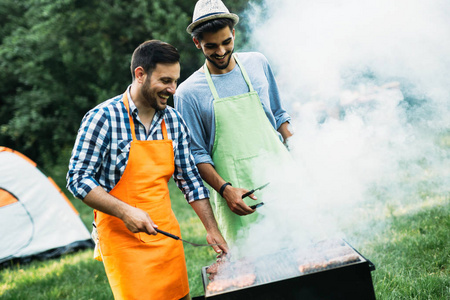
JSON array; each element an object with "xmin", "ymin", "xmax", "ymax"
[{"xmin": 155, "ymin": 228, "xmax": 222, "ymax": 247}]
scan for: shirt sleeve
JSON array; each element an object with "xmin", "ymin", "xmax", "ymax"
[
  {"xmin": 66, "ymin": 109, "xmax": 110, "ymax": 200},
  {"xmin": 174, "ymin": 92, "xmax": 214, "ymax": 166},
  {"xmin": 171, "ymin": 110, "xmax": 210, "ymax": 203},
  {"xmin": 262, "ymin": 55, "xmax": 292, "ymax": 129}
]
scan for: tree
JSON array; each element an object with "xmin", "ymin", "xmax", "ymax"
[{"xmin": 0, "ymin": 0, "xmax": 260, "ymax": 167}]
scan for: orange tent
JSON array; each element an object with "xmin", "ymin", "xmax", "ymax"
[{"xmin": 0, "ymin": 147, "xmax": 92, "ymax": 267}]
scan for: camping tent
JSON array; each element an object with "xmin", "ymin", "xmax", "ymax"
[{"xmin": 0, "ymin": 147, "xmax": 93, "ymax": 267}]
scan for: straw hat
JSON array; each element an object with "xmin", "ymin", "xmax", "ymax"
[{"xmin": 186, "ymin": 0, "xmax": 239, "ymax": 34}]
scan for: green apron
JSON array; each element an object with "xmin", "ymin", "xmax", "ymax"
[{"xmin": 205, "ymin": 54, "xmax": 293, "ymax": 243}]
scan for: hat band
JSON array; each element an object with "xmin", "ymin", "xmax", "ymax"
[{"xmin": 194, "ymin": 12, "xmax": 227, "ymax": 22}]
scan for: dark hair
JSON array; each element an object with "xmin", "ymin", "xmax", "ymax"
[
  {"xmin": 130, "ymin": 40, "xmax": 180, "ymax": 80},
  {"xmin": 191, "ymin": 18, "xmax": 235, "ymax": 41}
]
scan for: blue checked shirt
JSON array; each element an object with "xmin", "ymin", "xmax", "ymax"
[{"xmin": 67, "ymin": 87, "xmax": 210, "ymax": 203}]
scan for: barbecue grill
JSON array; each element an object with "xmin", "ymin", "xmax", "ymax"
[{"xmin": 196, "ymin": 239, "xmax": 376, "ymax": 299}]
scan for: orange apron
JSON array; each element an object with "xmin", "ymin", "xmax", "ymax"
[{"xmin": 94, "ymin": 93, "xmax": 189, "ymax": 300}]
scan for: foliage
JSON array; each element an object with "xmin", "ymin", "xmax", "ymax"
[{"xmin": 0, "ymin": 0, "xmax": 259, "ymax": 168}]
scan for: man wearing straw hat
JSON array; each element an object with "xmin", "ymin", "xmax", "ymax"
[{"xmin": 174, "ymin": 0, "xmax": 293, "ymax": 244}]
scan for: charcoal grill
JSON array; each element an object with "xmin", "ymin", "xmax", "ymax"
[{"xmin": 198, "ymin": 239, "xmax": 376, "ymax": 300}]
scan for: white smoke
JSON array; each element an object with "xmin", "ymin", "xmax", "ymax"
[{"xmin": 232, "ymin": 0, "xmax": 450, "ymax": 253}]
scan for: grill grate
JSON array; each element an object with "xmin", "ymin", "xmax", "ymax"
[{"xmin": 202, "ymin": 239, "xmax": 376, "ymax": 299}]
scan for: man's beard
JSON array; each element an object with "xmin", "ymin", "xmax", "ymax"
[
  {"xmin": 141, "ymin": 77, "xmax": 165, "ymax": 111},
  {"xmin": 205, "ymin": 48, "xmax": 234, "ymax": 70}
]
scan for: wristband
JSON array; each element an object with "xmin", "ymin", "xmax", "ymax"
[{"xmin": 219, "ymin": 182, "xmax": 232, "ymax": 197}]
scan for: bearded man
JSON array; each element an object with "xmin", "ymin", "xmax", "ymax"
[{"xmin": 67, "ymin": 40, "xmax": 227, "ymax": 300}]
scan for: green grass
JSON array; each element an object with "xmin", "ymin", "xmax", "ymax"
[
  {"xmin": 0, "ymin": 251, "xmax": 112, "ymax": 300},
  {"xmin": 360, "ymin": 201, "xmax": 449, "ymax": 299},
  {"xmin": 1, "ymin": 179, "xmax": 448, "ymax": 299}
]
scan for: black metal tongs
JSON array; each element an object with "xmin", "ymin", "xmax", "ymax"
[
  {"xmin": 155, "ymin": 228, "xmax": 222, "ymax": 247},
  {"xmin": 156, "ymin": 183, "xmax": 271, "ymax": 245},
  {"xmin": 241, "ymin": 182, "xmax": 270, "ymax": 209}
]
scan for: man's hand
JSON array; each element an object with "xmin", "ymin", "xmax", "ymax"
[
  {"xmin": 278, "ymin": 121, "xmax": 293, "ymax": 142},
  {"xmin": 120, "ymin": 205, "xmax": 158, "ymax": 235},
  {"xmin": 222, "ymin": 185, "xmax": 257, "ymax": 215},
  {"xmin": 83, "ymin": 186, "xmax": 157, "ymax": 235},
  {"xmin": 196, "ymin": 163, "xmax": 256, "ymax": 215},
  {"xmin": 190, "ymin": 198, "xmax": 229, "ymax": 256},
  {"xmin": 206, "ymin": 229, "xmax": 229, "ymax": 255}
]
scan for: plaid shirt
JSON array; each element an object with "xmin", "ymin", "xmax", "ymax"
[{"xmin": 67, "ymin": 87, "xmax": 209, "ymax": 203}]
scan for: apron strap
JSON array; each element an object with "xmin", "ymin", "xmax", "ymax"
[
  {"xmin": 204, "ymin": 64, "xmax": 220, "ymax": 101},
  {"xmin": 204, "ymin": 53, "xmax": 255, "ymax": 101},
  {"xmin": 161, "ymin": 119, "xmax": 168, "ymax": 140},
  {"xmin": 233, "ymin": 54, "xmax": 255, "ymax": 92},
  {"xmin": 122, "ymin": 91, "xmax": 169, "ymax": 141},
  {"xmin": 122, "ymin": 92, "xmax": 137, "ymax": 141}
]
